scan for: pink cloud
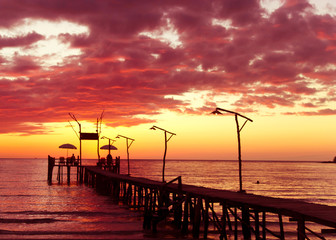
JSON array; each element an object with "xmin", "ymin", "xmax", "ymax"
[
  {"xmin": 285, "ymin": 108, "xmax": 336, "ymax": 116},
  {"xmin": 0, "ymin": 32, "xmax": 44, "ymax": 48},
  {"xmin": 0, "ymin": 0, "xmax": 335, "ymax": 134}
]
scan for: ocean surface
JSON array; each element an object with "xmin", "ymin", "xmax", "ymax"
[{"xmin": 0, "ymin": 158, "xmax": 335, "ymax": 239}]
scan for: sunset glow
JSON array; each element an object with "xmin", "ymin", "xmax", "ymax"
[{"xmin": 0, "ymin": 0, "xmax": 335, "ymax": 161}]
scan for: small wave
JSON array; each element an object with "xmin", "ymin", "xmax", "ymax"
[
  {"xmin": 0, "ymin": 218, "xmax": 62, "ymax": 224},
  {"xmin": 2, "ymin": 210, "xmax": 141, "ymax": 217},
  {"xmin": 0, "ymin": 229, "xmax": 143, "ymax": 236}
]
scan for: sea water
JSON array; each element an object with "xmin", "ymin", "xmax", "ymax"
[{"xmin": 0, "ymin": 158, "xmax": 335, "ymax": 239}]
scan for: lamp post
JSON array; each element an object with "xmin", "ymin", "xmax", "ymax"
[
  {"xmin": 150, "ymin": 125, "xmax": 176, "ymax": 182},
  {"xmin": 116, "ymin": 134, "xmax": 134, "ymax": 175},
  {"xmin": 100, "ymin": 136, "xmax": 116, "ymax": 155},
  {"xmin": 212, "ymin": 107, "xmax": 253, "ymax": 192}
]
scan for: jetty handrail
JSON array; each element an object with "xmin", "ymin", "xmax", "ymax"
[
  {"xmin": 51, "ymin": 165, "xmax": 336, "ymax": 239},
  {"xmin": 164, "ymin": 176, "xmax": 182, "ymax": 191}
]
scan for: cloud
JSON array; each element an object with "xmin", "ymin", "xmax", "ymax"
[
  {"xmin": 285, "ymin": 108, "xmax": 336, "ymax": 115},
  {"xmin": 0, "ymin": 32, "xmax": 44, "ymax": 48},
  {"xmin": 0, "ymin": 0, "xmax": 335, "ymax": 134}
]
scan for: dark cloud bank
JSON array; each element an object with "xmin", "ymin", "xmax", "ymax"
[{"xmin": 0, "ymin": 0, "xmax": 335, "ymax": 134}]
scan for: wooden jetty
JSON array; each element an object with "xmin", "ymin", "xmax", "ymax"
[{"xmin": 47, "ymin": 158, "xmax": 336, "ymax": 240}]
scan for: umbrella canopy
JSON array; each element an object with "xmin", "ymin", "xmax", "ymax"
[
  {"xmin": 59, "ymin": 143, "xmax": 77, "ymax": 149},
  {"xmin": 59, "ymin": 143, "xmax": 77, "ymax": 158},
  {"xmin": 100, "ymin": 144, "xmax": 118, "ymax": 150}
]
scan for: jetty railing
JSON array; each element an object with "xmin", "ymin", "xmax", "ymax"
[
  {"xmin": 82, "ymin": 166, "xmax": 336, "ymax": 240},
  {"xmin": 47, "ymin": 158, "xmax": 336, "ymax": 240}
]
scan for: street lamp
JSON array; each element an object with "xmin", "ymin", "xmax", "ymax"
[
  {"xmin": 211, "ymin": 107, "xmax": 253, "ymax": 192},
  {"xmin": 150, "ymin": 125, "xmax": 176, "ymax": 182},
  {"xmin": 101, "ymin": 136, "xmax": 116, "ymax": 155},
  {"xmin": 116, "ymin": 134, "xmax": 135, "ymax": 175}
]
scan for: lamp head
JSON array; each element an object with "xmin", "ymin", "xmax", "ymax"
[
  {"xmin": 149, "ymin": 126, "xmax": 156, "ymax": 130},
  {"xmin": 211, "ymin": 109, "xmax": 222, "ymax": 115},
  {"xmin": 116, "ymin": 135, "xmax": 120, "ymax": 139},
  {"xmin": 101, "ymin": 136, "xmax": 105, "ymax": 139}
]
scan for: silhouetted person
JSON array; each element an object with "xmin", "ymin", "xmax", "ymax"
[
  {"xmin": 106, "ymin": 153, "xmax": 113, "ymax": 170},
  {"xmin": 115, "ymin": 156, "xmax": 120, "ymax": 174},
  {"xmin": 71, "ymin": 154, "xmax": 75, "ymax": 165}
]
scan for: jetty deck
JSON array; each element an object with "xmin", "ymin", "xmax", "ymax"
[
  {"xmin": 85, "ymin": 166, "xmax": 336, "ymax": 228},
  {"xmin": 82, "ymin": 166, "xmax": 336, "ymax": 240},
  {"xmin": 47, "ymin": 160, "xmax": 336, "ymax": 240}
]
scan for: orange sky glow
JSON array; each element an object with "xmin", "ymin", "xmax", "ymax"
[{"xmin": 0, "ymin": 0, "xmax": 336, "ymax": 161}]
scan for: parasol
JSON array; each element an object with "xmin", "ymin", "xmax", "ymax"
[
  {"xmin": 100, "ymin": 144, "xmax": 117, "ymax": 155},
  {"xmin": 59, "ymin": 143, "xmax": 77, "ymax": 157},
  {"xmin": 100, "ymin": 144, "xmax": 118, "ymax": 150}
]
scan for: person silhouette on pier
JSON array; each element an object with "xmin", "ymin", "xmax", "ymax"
[
  {"xmin": 115, "ymin": 156, "xmax": 120, "ymax": 174},
  {"xmin": 106, "ymin": 153, "xmax": 113, "ymax": 170},
  {"xmin": 71, "ymin": 154, "xmax": 75, "ymax": 165}
]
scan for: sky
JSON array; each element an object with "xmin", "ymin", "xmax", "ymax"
[{"xmin": 0, "ymin": 0, "xmax": 336, "ymax": 161}]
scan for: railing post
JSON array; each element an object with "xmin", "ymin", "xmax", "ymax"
[
  {"xmin": 262, "ymin": 212, "xmax": 266, "ymax": 239},
  {"xmin": 297, "ymin": 219, "xmax": 305, "ymax": 240},
  {"xmin": 242, "ymin": 207, "xmax": 251, "ymax": 240},
  {"xmin": 204, "ymin": 198, "xmax": 209, "ymax": 239},
  {"xmin": 221, "ymin": 202, "xmax": 228, "ymax": 240},
  {"xmin": 192, "ymin": 197, "xmax": 202, "ymax": 239},
  {"xmin": 279, "ymin": 214, "xmax": 285, "ymax": 240},
  {"xmin": 182, "ymin": 194, "xmax": 190, "ymax": 234},
  {"xmin": 67, "ymin": 165, "xmax": 70, "ymax": 185},
  {"xmin": 254, "ymin": 211, "xmax": 260, "ymax": 240}
]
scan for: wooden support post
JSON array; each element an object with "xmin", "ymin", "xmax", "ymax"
[
  {"xmin": 149, "ymin": 189, "xmax": 153, "ymax": 213},
  {"xmin": 143, "ymin": 188, "xmax": 151, "ymax": 230},
  {"xmin": 138, "ymin": 187, "xmax": 142, "ymax": 209},
  {"xmin": 192, "ymin": 197, "xmax": 202, "ymax": 239},
  {"xmin": 114, "ymin": 181, "xmax": 120, "ymax": 202},
  {"xmin": 242, "ymin": 207, "xmax": 251, "ymax": 240},
  {"xmin": 262, "ymin": 212, "xmax": 266, "ymax": 240},
  {"xmin": 279, "ymin": 214, "xmax": 285, "ymax": 240},
  {"xmin": 173, "ymin": 193, "xmax": 182, "ymax": 229},
  {"xmin": 204, "ymin": 199, "xmax": 209, "ymax": 239},
  {"xmin": 182, "ymin": 194, "xmax": 190, "ymax": 234},
  {"xmin": 125, "ymin": 184, "xmax": 132, "ymax": 205},
  {"xmin": 153, "ymin": 190, "xmax": 157, "ymax": 212},
  {"xmin": 234, "ymin": 207, "xmax": 238, "ymax": 240},
  {"xmin": 190, "ymin": 197, "xmax": 195, "ymax": 227},
  {"xmin": 123, "ymin": 182, "xmax": 127, "ymax": 200},
  {"xmin": 133, "ymin": 185, "xmax": 137, "ymax": 207},
  {"xmin": 67, "ymin": 165, "xmax": 70, "ymax": 185},
  {"xmin": 297, "ymin": 219, "xmax": 305, "ymax": 240},
  {"xmin": 57, "ymin": 165, "xmax": 61, "ymax": 183},
  {"xmin": 92, "ymin": 173, "xmax": 95, "ymax": 188},
  {"xmin": 96, "ymin": 174, "xmax": 101, "ymax": 192},
  {"xmin": 225, "ymin": 206, "xmax": 232, "ymax": 231},
  {"xmin": 157, "ymin": 189, "xmax": 164, "ymax": 219},
  {"xmin": 254, "ymin": 211, "xmax": 260, "ymax": 240},
  {"xmin": 47, "ymin": 156, "xmax": 55, "ymax": 185},
  {"xmin": 84, "ymin": 168, "xmax": 88, "ymax": 184},
  {"xmin": 221, "ymin": 203, "xmax": 228, "ymax": 240},
  {"xmin": 177, "ymin": 193, "xmax": 183, "ymax": 229},
  {"xmin": 173, "ymin": 193, "xmax": 178, "ymax": 225},
  {"xmin": 79, "ymin": 166, "xmax": 83, "ymax": 183},
  {"xmin": 86, "ymin": 171, "xmax": 89, "ymax": 186},
  {"xmin": 106, "ymin": 179, "xmax": 111, "ymax": 196}
]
